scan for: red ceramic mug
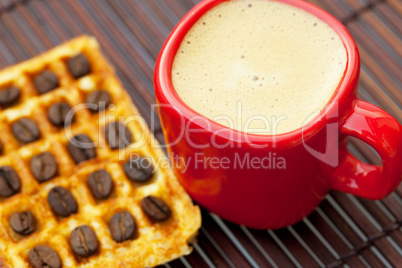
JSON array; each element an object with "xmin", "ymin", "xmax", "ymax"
[{"xmin": 154, "ymin": 0, "xmax": 402, "ymax": 229}]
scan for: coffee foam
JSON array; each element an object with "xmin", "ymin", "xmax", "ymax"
[{"xmin": 172, "ymin": 0, "xmax": 347, "ymax": 135}]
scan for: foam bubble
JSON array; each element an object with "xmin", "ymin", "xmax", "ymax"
[{"xmin": 172, "ymin": 0, "xmax": 347, "ymax": 135}]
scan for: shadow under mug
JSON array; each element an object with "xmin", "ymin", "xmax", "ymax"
[{"xmin": 154, "ymin": 0, "xmax": 402, "ymax": 229}]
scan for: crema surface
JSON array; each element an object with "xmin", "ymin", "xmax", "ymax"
[{"xmin": 172, "ymin": 0, "xmax": 347, "ymax": 135}]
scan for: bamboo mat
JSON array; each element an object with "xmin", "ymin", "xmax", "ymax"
[{"xmin": 0, "ymin": 0, "xmax": 400, "ymax": 267}]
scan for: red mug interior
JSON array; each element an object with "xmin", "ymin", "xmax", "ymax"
[{"xmin": 155, "ymin": 0, "xmax": 359, "ymax": 146}]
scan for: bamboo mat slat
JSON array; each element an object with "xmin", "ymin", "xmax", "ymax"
[{"xmin": 0, "ymin": 1, "xmax": 400, "ymax": 267}]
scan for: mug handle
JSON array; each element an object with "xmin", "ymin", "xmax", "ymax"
[{"xmin": 330, "ymin": 99, "xmax": 402, "ymax": 200}]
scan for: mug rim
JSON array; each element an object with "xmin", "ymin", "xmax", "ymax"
[{"xmin": 154, "ymin": 0, "xmax": 360, "ymax": 146}]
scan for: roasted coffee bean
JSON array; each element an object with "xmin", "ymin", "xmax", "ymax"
[
  {"xmin": 68, "ymin": 54, "xmax": 90, "ymax": 79},
  {"xmin": 109, "ymin": 211, "xmax": 136, "ymax": 242},
  {"xmin": 28, "ymin": 245, "xmax": 62, "ymax": 268},
  {"xmin": 104, "ymin": 121, "xmax": 132, "ymax": 149},
  {"xmin": 9, "ymin": 211, "xmax": 36, "ymax": 236},
  {"xmin": 141, "ymin": 196, "xmax": 171, "ymax": 222},
  {"xmin": 34, "ymin": 71, "xmax": 59, "ymax": 94},
  {"xmin": 70, "ymin": 225, "xmax": 98, "ymax": 257},
  {"xmin": 0, "ymin": 86, "xmax": 21, "ymax": 107},
  {"xmin": 48, "ymin": 102, "xmax": 74, "ymax": 127},
  {"xmin": 86, "ymin": 90, "xmax": 111, "ymax": 113},
  {"xmin": 123, "ymin": 157, "xmax": 154, "ymax": 183},
  {"xmin": 47, "ymin": 186, "xmax": 78, "ymax": 217},
  {"xmin": 87, "ymin": 169, "xmax": 113, "ymax": 199},
  {"xmin": 67, "ymin": 134, "xmax": 96, "ymax": 164},
  {"xmin": 0, "ymin": 166, "xmax": 21, "ymax": 197},
  {"xmin": 12, "ymin": 118, "xmax": 40, "ymax": 144},
  {"xmin": 31, "ymin": 152, "xmax": 58, "ymax": 183}
]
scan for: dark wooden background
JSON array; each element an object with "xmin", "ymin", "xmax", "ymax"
[{"xmin": 0, "ymin": 0, "xmax": 400, "ymax": 267}]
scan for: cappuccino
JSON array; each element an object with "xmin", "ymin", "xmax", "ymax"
[{"xmin": 172, "ymin": 0, "xmax": 347, "ymax": 135}]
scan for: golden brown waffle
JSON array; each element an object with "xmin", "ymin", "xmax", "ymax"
[{"xmin": 0, "ymin": 36, "xmax": 201, "ymax": 268}]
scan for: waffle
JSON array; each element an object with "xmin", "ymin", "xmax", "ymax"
[{"xmin": 0, "ymin": 36, "xmax": 201, "ymax": 268}]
